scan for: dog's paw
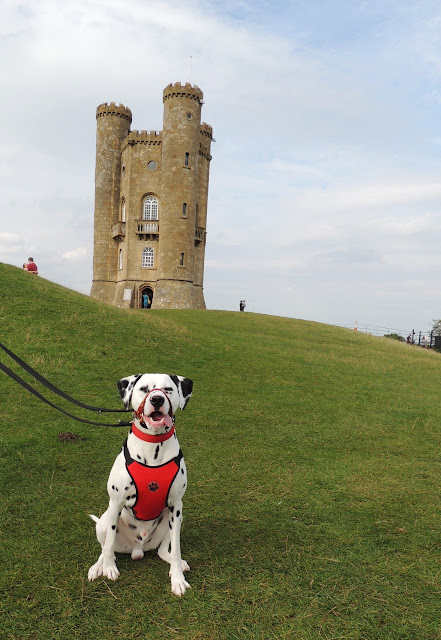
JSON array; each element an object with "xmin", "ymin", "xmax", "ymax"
[
  {"xmin": 102, "ymin": 562, "xmax": 120, "ymax": 581},
  {"xmin": 167, "ymin": 559, "xmax": 190, "ymax": 574},
  {"xmin": 88, "ymin": 560, "xmax": 103, "ymax": 582},
  {"xmin": 131, "ymin": 548, "xmax": 144, "ymax": 560},
  {"xmin": 170, "ymin": 572, "xmax": 190, "ymax": 596},
  {"xmin": 181, "ymin": 559, "xmax": 190, "ymax": 572}
]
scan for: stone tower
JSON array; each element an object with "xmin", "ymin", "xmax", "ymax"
[{"xmin": 90, "ymin": 82, "xmax": 213, "ymax": 309}]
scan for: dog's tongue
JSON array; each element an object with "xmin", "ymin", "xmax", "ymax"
[{"xmin": 146, "ymin": 412, "xmax": 173, "ymax": 430}]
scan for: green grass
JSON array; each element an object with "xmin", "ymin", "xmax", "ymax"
[{"xmin": 1, "ymin": 262, "xmax": 441, "ymax": 639}]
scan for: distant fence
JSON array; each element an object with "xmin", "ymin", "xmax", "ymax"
[{"xmin": 337, "ymin": 323, "xmax": 437, "ymax": 347}]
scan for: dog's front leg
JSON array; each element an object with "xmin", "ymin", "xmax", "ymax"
[
  {"xmin": 88, "ymin": 500, "xmax": 123, "ymax": 582},
  {"xmin": 167, "ymin": 500, "xmax": 190, "ymax": 596},
  {"xmin": 100, "ymin": 500, "xmax": 123, "ymax": 580}
]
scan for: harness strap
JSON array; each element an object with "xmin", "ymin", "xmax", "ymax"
[
  {"xmin": 0, "ymin": 341, "xmax": 130, "ymax": 413},
  {"xmin": 0, "ymin": 360, "xmax": 132, "ymax": 427}
]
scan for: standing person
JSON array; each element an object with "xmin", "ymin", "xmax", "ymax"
[
  {"xmin": 142, "ymin": 292, "xmax": 150, "ymax": 309},
  {"xmin": 240, "ymin": 300, "xmax": 246, "ymax": 312},
  {"xmin": 24, "ymin": 257, "xmax": 38, "ymax": 274}
]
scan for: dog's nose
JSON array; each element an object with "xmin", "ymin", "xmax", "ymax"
[{"xmin": 150, "ymin": 395, "xmax": 165, "ymax": 409}]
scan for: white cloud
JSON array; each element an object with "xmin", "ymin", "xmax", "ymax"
[
  {"xmin": 61, "ymin": 247, "xmax": 87, "ymax": 262},
  {"xmin": 0, "ymin": 232, "xmax": 20, "ymax": 243}
]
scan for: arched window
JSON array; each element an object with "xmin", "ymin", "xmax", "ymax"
[
  {"xmin": 182, "ymin": 202, "xmax": 187, "ymax": 216},
  {"xmin": 142, "ymin": 247, "xmax": 154, "ymax": 268},
  {"xmin": 179, "ymin": 253, "xmax": 185, "ymax": 266},
  {"xmin": 143, "ymin": 196, "xmax": 158, "ymax": 221},
  {"xmin": 185, "ymin": 152, "xmax": 189, "ymax": 167},
  {"xmin": 118, "ymin": 248, "xmax": 123, "ymax": 270},
  {"xmin": 121, "ymin": 198, "xmax": 126, "ymax": 222}
]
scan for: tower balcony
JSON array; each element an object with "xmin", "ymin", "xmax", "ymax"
[
  {"xmin": 195, "ymin": 226, "xmax": 206, "ymax": 246},
  {"xmin": 112, "ymin": 221, "xmax": 126, "ymax": 243},
  {"xmin": 136, "ymin": 220, "xmax": 159, "ymax": 240}
]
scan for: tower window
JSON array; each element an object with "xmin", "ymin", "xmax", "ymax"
[
  {"xmin": 119, "ymin": 248, "xmax": 123, "ymax": 270},
  {"xmin": 143, "ymin": 196, "xmax": 158, "ymax": 221},
  {"xmin": 179, "ymin": 253, "xmax": 184, "ymax": 266},
  {"xmin": 185, "ymin": 153, "xmax": 189, "ymax": 167},
  {"xmin": 121, "ymin": 198, "xmax": 126, "ymax": 222},
  {"xmin": 142, "ymin": 247, "xmax": 154, "ymax": 268},
  {"xmin": 147, "ymin": 160, "xmax": 157, "ymax": 171},
  {"xmin": 182, "ymin": 203, "xmax": 187, "ymax": 216}
]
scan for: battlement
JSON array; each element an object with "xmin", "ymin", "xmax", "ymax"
[
  {"xmin": 123, "ymin": 130, "xmax": 163, "ymax": 150},
  {"xmin": 200, "ymin": 122, "xmax": 213, "ymax": 139},
  {"xmin": 96, "ymin": 102, "xmax": 132, "ymax": 123},
  {"xmin": 163, "ymin": 82, "xmax": 203, "ymax": 103}
]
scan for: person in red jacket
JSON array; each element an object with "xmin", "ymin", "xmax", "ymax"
[{"xmin": 23, "ymin": 257, "xmax": 38, "ymax": 274}]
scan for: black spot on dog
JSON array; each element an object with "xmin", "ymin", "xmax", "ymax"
[
  {"xmin": 176, "ymin": 510, "xmax": 180, "ymax": 518},
  {"xmin": 112, "ymin": 525, "xmax": 116, "ymax": 530},
  {"xmin": 129, "ymin": 524, "xmax": 137, "ymax": 530},
  {"xmin": 181, "ymin": 469, "xmax": 185, "ymax": 475},
  {"xmin": 169, "ymin": 505, "xmax": 174, "ymax": 513},
  {"xmin": 168, "ymin": 542, "xmax": 171, "ymax": 553},
  {"xmin": 137, "ymin": 535, "xmax": 142, "ymax": 541},
  {"xmin": 154, "ymin": 446, "xmax": 160, "ymax": 460}
]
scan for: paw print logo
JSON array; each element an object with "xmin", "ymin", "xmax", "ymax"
[{"xmin": 148, "ymin": 482, "xmax": 159, "ymax": 492}]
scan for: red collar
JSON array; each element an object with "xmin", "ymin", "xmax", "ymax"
[{"xmin": 131, "ymin": 422, "xmax": 175, "ymax": 442}]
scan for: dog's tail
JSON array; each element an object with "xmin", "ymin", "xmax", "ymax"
[{"xmin": 89, "ymin": 514, "xmax": 100, "ymax": 524}]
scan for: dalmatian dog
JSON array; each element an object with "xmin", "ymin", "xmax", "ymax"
[{"xmin": 88, "ymin": 373, "xmax": 193, "ymax": 596}]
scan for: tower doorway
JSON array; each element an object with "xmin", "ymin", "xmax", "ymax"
[{"xmin": 141, "ymin": 287, "xmax": 153, "ymax": 309}]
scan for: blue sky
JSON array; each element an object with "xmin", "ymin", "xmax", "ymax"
[{"xmin": 1, "ymin": 0, "xmax": 441, "ymax": 332}]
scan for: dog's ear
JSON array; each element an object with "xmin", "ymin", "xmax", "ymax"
[
  {"xmin": 117, "ymin": 374, "xmax": 142, "ymax": 409},
  {"xmin": 170, "ymin": 375, "xmax": 193, "ymax": 411}
]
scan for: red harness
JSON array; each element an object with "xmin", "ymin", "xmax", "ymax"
[{"xmin": 123, "ymin": 423, "xmax": 183, "ymax": 521}]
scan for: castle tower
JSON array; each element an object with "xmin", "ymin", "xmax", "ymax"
[
  {"xmin": 90, "ymin": 83, "xmax": 213, "ymax": 309},
  {"xmin": 91, "ymin": 103, "xmax": 132, "ymax": 303}
]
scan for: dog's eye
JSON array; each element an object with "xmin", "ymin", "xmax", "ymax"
[{"xmin": 139, "ymin": 386, "xmax": 149, "ymax": 393}]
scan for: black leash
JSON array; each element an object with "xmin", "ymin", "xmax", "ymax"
[
  {"xmin": 0, "ymin": 341, "xmax": 128, "ymax": 412},
  {"xmin": 0, "ymin": 342, "xmax": 132, "ymax": 427}
]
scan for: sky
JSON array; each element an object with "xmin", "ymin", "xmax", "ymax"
[{"xmin": 1, "ymin": 0, "xmax": 441, "ymax": 334}]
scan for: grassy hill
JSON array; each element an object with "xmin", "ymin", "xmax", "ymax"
[{"xmin": 1, "ymin": 262, "xmax": 441, "ymax": 639}]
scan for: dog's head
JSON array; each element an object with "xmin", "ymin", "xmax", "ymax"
[{"xmin": 117, "ymin": 373, "xmax": 193, "ymax": 431}]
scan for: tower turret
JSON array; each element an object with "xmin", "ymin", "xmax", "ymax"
[
  {"xmin": 154, "ymin": 83, "xmax": 207, "ymax": 308},
  {"xmin": 90, "ymin": 103, "xmax": 132, "ymax": 303}
]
